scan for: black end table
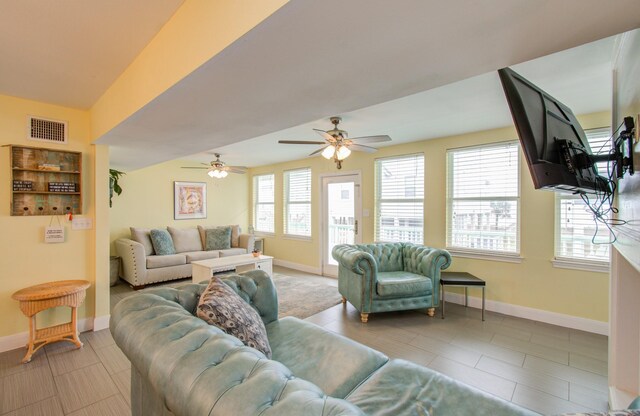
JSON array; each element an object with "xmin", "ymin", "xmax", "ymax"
[{"xmin": 440, "ymin": 271, "xmax": 486, "ymax": 321}]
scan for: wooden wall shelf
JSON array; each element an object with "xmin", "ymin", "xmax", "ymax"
[{"xmin": 9, "ymin": 145, "xmax": 82, "ymax": 216}]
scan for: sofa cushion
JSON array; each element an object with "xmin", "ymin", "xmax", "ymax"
[
  {"xmin": 219, "ymin": 248, "xmax": 247, "ymax": 257},
  {"xmin": 150, "ymin": 229, "xmax": 176, "ymax": 255},
  {"xmin": 130, "ymin": 227, "xmax": 154, "ymax": 256},
  {"xmin": 347, "ymin": 359, "xmax": 536, "ymax": 416},
  {"xmin": 167, "ymin": 226, "xmax": 202, "ymax": 253},
  {"xmin": 146, "ymin": 254, "xmax": 186, "ymax": 269},
  {"xmin": 266, "ymin": 317, "xmax": 388, "ymax": 399},
  {"xmin": 376, "ymin": 271, "xmax": 432, "ymax": 298},
  {"xmin": 184, "ymin": 250, "xmax": 219, "ymax": 263},
  {"xmin": 197, "ymin": 277, "xmax": 272, "ymax": 358},
  {"xmin": 205, "ymin": 227, "xmax": 231, "ymax": 250}
]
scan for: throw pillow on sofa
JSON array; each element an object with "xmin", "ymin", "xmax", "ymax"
[
  {"xmin": 197, "ymin": 277, "xmax": 272, "ymax": 358},
  {"xmin": 167, "ymin": 226, "xmax": 203, "ymax": 253},
  {"xmin": 130, "ymin": 227, "xmax": 155, "ymax": 256},
  {"xmin": 150, "ymin": 229, "xmax": 176, "ymax": 255},
  {"xmin": 204, "ymin": 227, "xmax": 231, "ymax": 250}
]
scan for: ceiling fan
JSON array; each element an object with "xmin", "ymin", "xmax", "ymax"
[
  {"xmin": 181, "ymin": 153, "xmax": 247, "ymax": 178},
  {"xmin": 278, "ymin": 116, "xmax": 392, "ymax": 169}
]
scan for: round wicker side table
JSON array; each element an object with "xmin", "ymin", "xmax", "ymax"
[{"xmin": 12, "ymin": 280, "xmax": 91, "ymax": 363}]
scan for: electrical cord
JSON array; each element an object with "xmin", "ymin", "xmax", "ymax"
[{"xmin": 577, "ymin": 121, "xmax": 628, "ymax": 245}]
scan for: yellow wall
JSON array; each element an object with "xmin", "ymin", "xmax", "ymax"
[
  {"xmin": 249, "ymin": 111, "xmax": 612, "ymax": 322},
  {"xmin": 0, "ymin": 94, "xmax": 98, "ymax": 338},
  {"xmin": 91, "ymin": 0, "xmax": 288, "ymax": 140},
  {"xmin": 109, "ymin": 159, "xmax": 249, "ymax": 252}
]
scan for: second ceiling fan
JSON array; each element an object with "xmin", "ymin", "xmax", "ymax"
[{"xmin": 278, "ymin": 117, "xmax": 392, "ymax": 169}]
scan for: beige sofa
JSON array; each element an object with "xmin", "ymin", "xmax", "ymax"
[{"xmin": 115, "ymin": 225, "xmax": 255, "ymax": 289}]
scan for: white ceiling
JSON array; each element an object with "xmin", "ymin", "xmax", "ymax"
[
  {"xmin": 1, "ymin": 1, "xmax": 637, "ymax": 170},
  {"xmin": 210, "ymin": 35, "xmax": 617, "ymax": 168},
  {"xmin": 97, "ymin": 0, "xmax": 640, "ymax": 171},
  {"xmin": 0, "ymin": 0, "xmax": 183, "ymax": 109}
]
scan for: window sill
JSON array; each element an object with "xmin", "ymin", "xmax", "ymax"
[
  {"xmin": 552, "ymin": 258, "xmax": 609, "ymax": 273},
  {"xmin": 447, "ymin": 248, "xmax": 523, "ymax": 264},
  {"xmin": 283, "ymin": 234, "xmax": 312, "ymax": 242},
  {"xmin": 254, "ymin": 232, "xmax": 275, "ymax": 238}
]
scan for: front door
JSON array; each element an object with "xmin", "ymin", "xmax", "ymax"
[{"xmin": 321, "ymin": 173, "xmax": 362, "ymax": 277}]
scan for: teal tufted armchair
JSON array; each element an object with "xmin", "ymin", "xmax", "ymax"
[{"xmin": 332, "ymin": 243, "xmax": 452, "ymax": 323}]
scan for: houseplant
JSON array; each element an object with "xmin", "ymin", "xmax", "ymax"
[{"xmin": 109, "ymin": 169, "xmax": 125, "ymax": 207}]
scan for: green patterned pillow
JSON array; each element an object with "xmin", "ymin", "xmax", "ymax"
[
  {"xmin": 149, "ymin": 229, "xmax": 176, "ymax": 255},
  {"xmin": 205, "ymin": 227, "xmax": 231, "ymax": 251},
  {"xmin": 197, "ymin": 277, "xmax": 272, "ymax": 358}
]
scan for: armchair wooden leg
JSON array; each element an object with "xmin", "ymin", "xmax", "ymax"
[
  {"xmin": 341, "ymin": 296, "xmax": 347, "ymax": 304},
  {"xmin": 426, "ymin": 307, "xmax": 435, "ymax": 317},
  {"xmin": 360, "ymin": 313, "xmax": 369, "ymax": 323}
]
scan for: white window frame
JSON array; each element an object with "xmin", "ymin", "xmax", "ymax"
[
  {"xmin": 252, "ymin": 174, "xmax": 275, "ymax": 235},
  {"xmin": 374, "ymin": 153, "xmax": 425, "ymax": 244},
  {"xmin": 446, "ymin": 141, "xmax": 522, "ymax": 262},
  {"xmin": 553, "ymin": 127, "xmax": 611, "ymax": 273},
  {"xmin": 284, "ymin": 168, "xmax": 312, "ymax": 239}
]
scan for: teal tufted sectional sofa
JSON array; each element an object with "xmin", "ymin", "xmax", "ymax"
[
  {"xmin": 332, "ymin": 243, "xmax": 451, "ymax": 322},
  {"xmin": 110, "ymin": 269, "xmax": 536, "ymax": 416}
]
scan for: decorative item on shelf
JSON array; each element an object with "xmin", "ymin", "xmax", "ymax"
[
  {"xmin": 109, "ymin": 169, "xmax": 125, "ymax": 207},
  {"xmin": 37, "ymin": 163, "xmax": 61, "ymax": 171},
  {"xmin": 252, "ymin": 249, "xmax": 261, "ymax": 257},
  {"xmin": 48, "ymin": 182, "xmax": 77, "ymax": 192},
  {"xmin": 13, "ymin": 180, "xmax": 33, "ymax": 191}
]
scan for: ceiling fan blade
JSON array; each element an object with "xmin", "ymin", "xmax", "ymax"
[
  {"xmin": 181, "ymin": 167, "xmax": 209, "ymax": 169},
  {"xmin": 313, "ymin": 129, "xmax": 335, "ymax": 142},
  {"xmin": 349, "ymin": 135, "xmax": 392, "ymax": 144},
  {"xmin": 279, "ymin": 140, "xmax": 326, "ymax": 145},
  {"xmin": 226, "ymin": 167, "xmax": 247, "ymax": 174},
  {"xmin": 348, "ymin": 144, "xmax": 379, "ymax": 153},
  {"xmin": 309, "ymin": 146, "xmax": 328, "ymax": 156}
]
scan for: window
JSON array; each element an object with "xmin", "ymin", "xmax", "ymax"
[
  {"xmin": 284, "ymin": 168, "xmax": 311, "ymax": 237},
  {"xmin": 446, "ymin": 142, "xmax": 520, "ymax": 256},
  {"xmin": 374, "ymin": 154, "xmax": 424, "ymax": 244},
  {"xmin": 253, "ymin": 174, "xmax": 275, "ymax": 234},
  {"xmin": 555, "ymin": 127, "xmax": 611, "ymax": 267}
]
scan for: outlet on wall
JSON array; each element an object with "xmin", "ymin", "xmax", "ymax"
[{"xmin": 72, "ymin": 217, "xmax": 92, "ymax": 230}]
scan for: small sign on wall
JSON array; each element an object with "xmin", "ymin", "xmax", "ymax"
[{"xmin": 45, "ymin": 226, "xmax": 65, "ymax": 243}]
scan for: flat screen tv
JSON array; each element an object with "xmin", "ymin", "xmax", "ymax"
[{"xmin": 498, "ymin": 67, "xmax": 610, "ymax": 195}]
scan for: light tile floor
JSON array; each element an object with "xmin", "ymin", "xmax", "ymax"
[{"xmin": 1, "ymin": 266, "xmax": 608, "ymax": 415}]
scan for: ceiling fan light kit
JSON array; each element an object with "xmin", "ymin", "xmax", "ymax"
[
  {"xmin": 181, "ymin": 153, "xmax": 247, "ymax": 178},
  {"xmin": 278, "ymin": 116, "xmax": 391, "ymax": 169},
  {"xmin": 208, "ymin": 168, "xmax": 228, "ymax": 178}
]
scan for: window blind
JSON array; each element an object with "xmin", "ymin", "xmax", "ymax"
[
  {"xmin": 284, "ymin": 168, "xmax": 311, "ymax": 237},
  {"xmin": 253, "ymin": 174, "xmax": 274, "ymax": 233},
  {"xmin": 446, "ymin": 142, "xmax": 520, "ymax": 254},
  {"xmin": 374, "ymin": 154, "xmax": 424, "ymax": 244},
  {"xmin": 555, "ymin": 127, "xmax": 611, "ymax": 263}
]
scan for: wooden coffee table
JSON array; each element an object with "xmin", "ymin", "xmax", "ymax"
[{"xmin": 12, "ymin": 280, "xmax": 91, "ymax": 363}]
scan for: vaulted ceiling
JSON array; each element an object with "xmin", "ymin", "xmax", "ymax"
[{"xmin": 1, "ymin": 1, "xmax": 639, "ymax": 170}]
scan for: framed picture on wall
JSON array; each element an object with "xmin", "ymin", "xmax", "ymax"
[{"xmin": 174, "ymin": 181, "xmax": 207, "ymax": 220}]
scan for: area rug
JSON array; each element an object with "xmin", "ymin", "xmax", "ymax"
[{"xmin": 272, "ymin": 274, "xmax": 342, "ymax": 319}]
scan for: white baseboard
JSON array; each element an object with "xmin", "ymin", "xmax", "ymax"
[
  {"xmin": 93, "ymin": 315, "xmax": 110, "ymax": 331},
  {"xmin": 273, "ymin": 259, "xmax": 322, "ymax": 275},
  {"xmin": 0, "ymin": 316, "xmax": 108, "ymax": 354},
  {"xmin": 443, "ymin": 291, "xmax": 609, "ymax": 335}
]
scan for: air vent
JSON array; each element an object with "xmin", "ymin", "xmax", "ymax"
[{"xmin": 28, "ymin": 116, "xmax": 68, "ymax": 144}]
